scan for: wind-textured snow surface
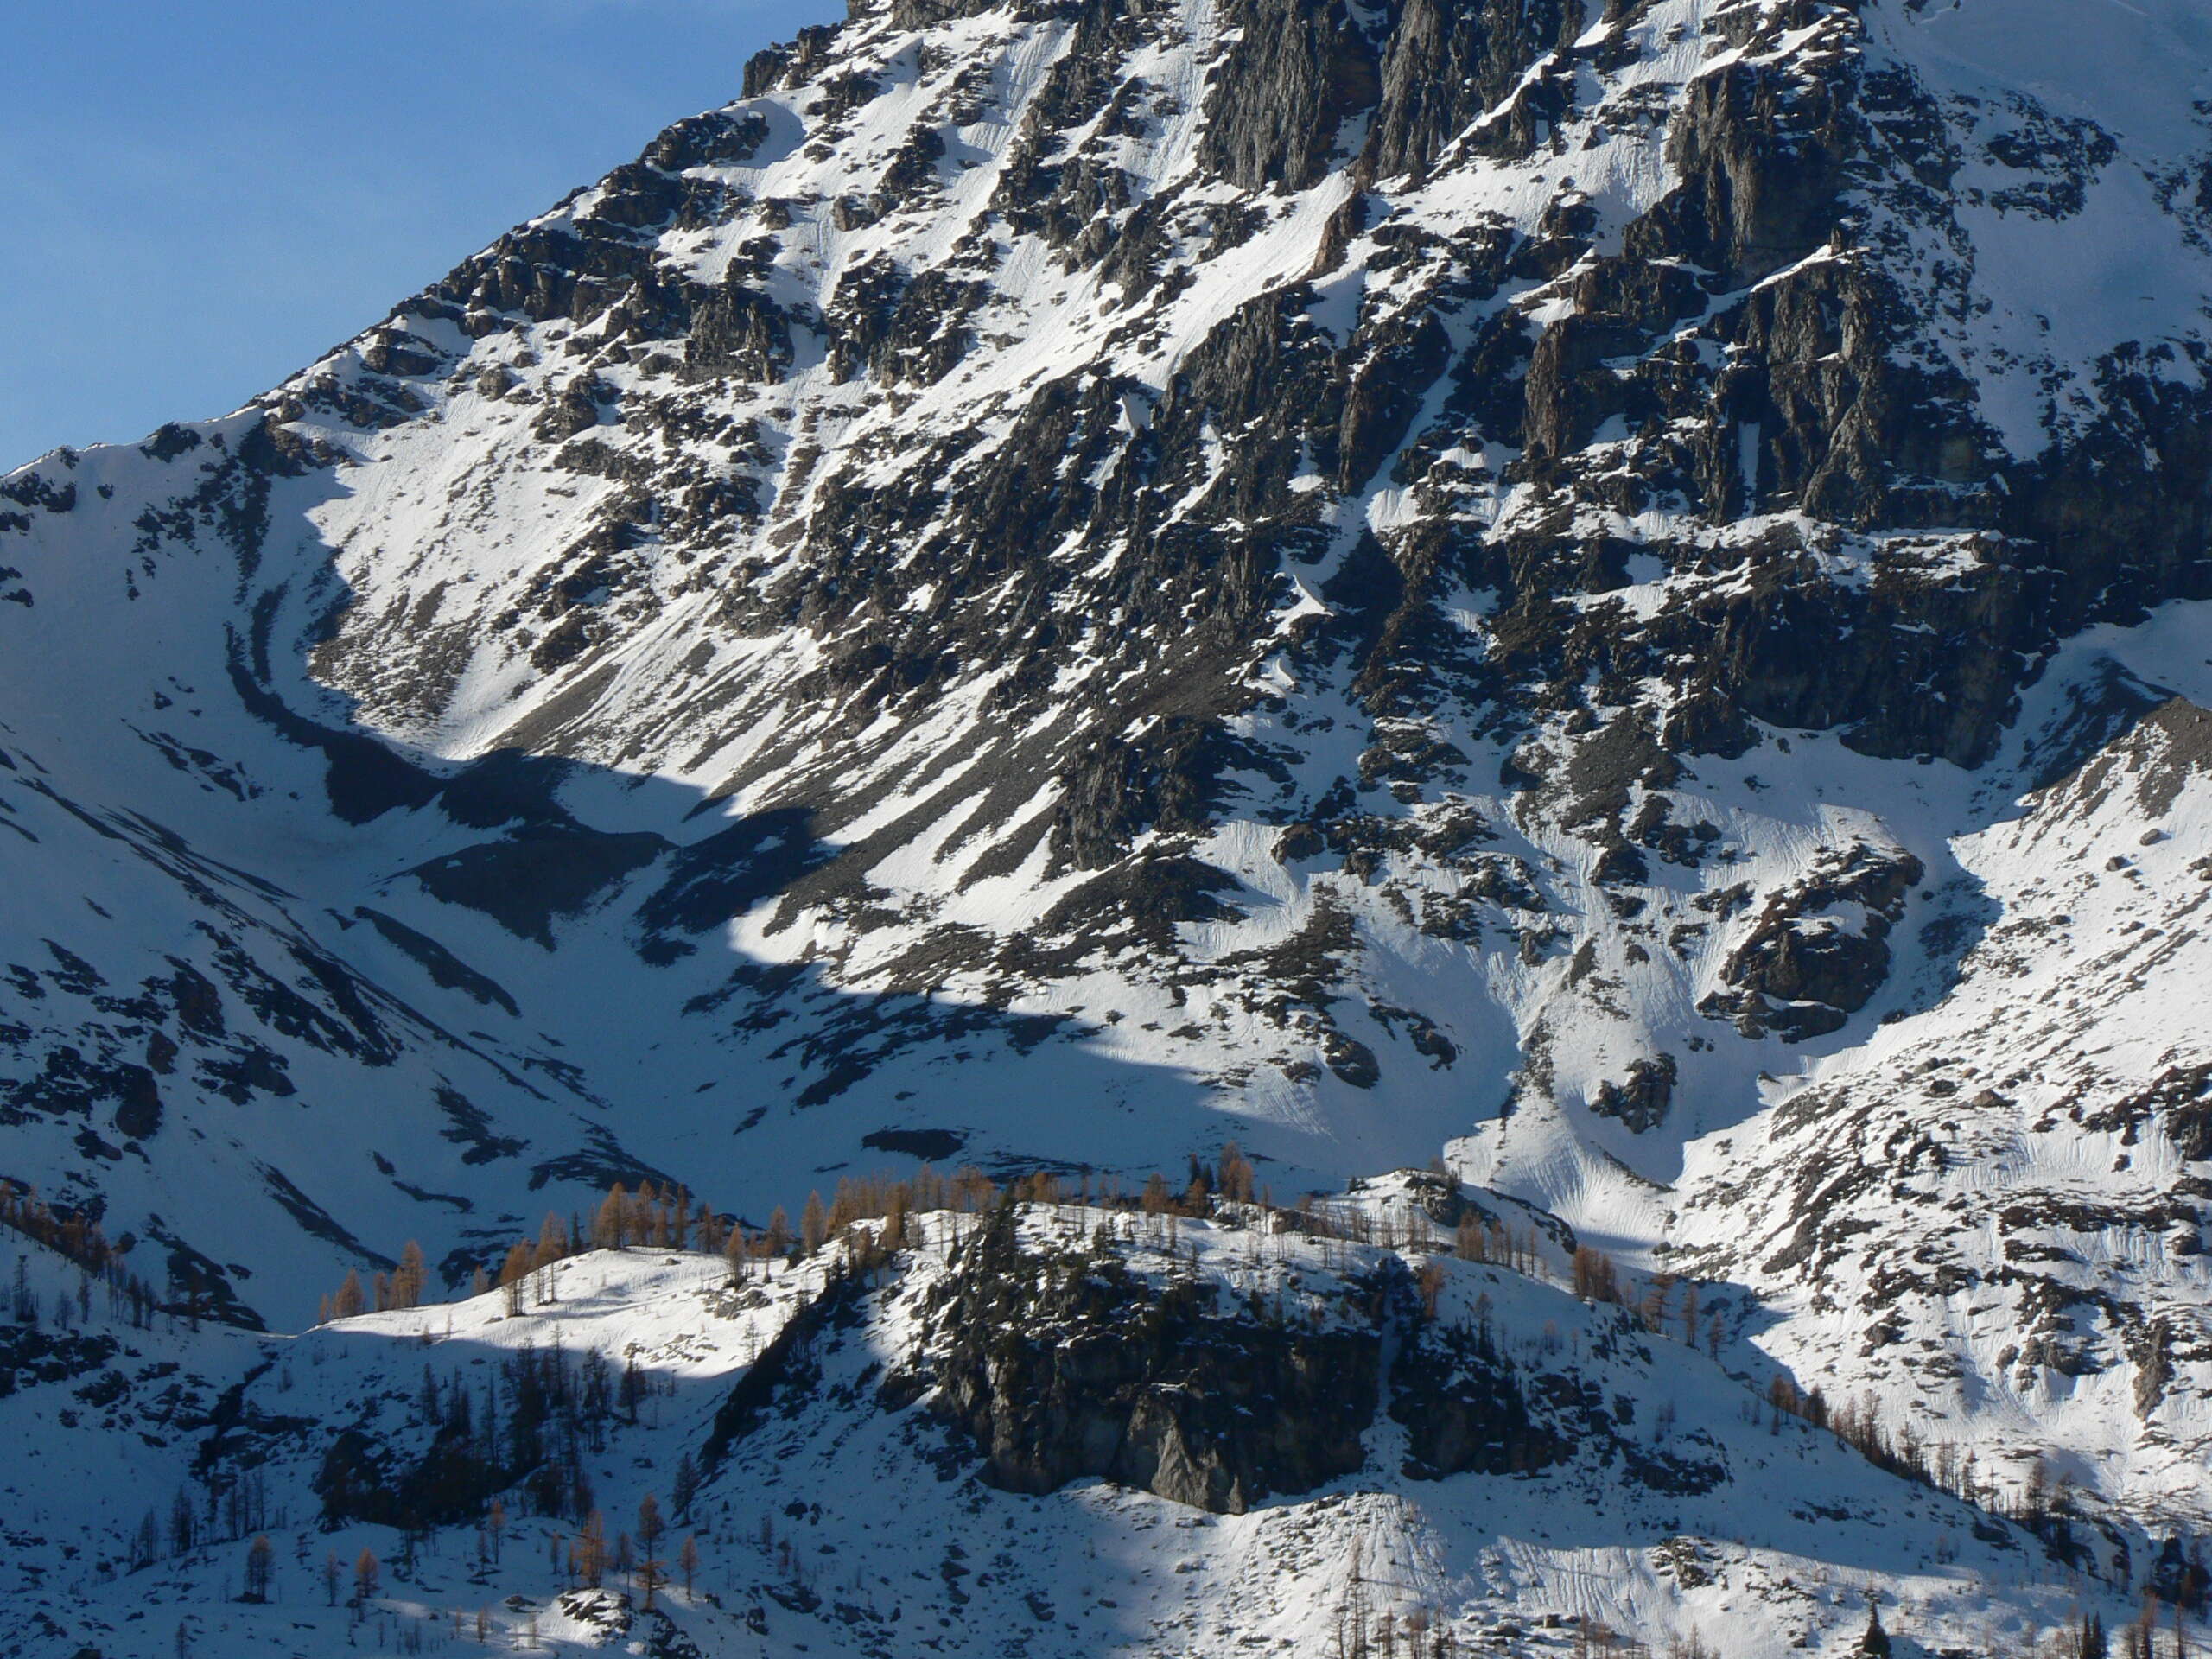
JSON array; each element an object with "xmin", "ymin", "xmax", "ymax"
[{"xmin": 7, "ymin": 0, "xmax": 2212, "ymax": 1645}]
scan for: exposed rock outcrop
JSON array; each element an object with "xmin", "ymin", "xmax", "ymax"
[{"xmin": 917, "ymin": 1208, "xmax": 1376, "ymax": 1512}]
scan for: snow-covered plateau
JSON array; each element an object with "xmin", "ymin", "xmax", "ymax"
[{"xmin": 7, "ymin": 0, "xmax": 2212, "ymax": 1649}]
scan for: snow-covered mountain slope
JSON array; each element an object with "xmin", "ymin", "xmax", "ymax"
[
  {"xmin": 10, "ymin": 0, "xmax": 2212, "ymax": 1586},
  {"xmin": 0, "ymin": 1205, "xmax": 2128, "ymax": 1658},
  {"xmin": 1671, "ymin": 626, "xmax": 2212, "ymax": 1535}
]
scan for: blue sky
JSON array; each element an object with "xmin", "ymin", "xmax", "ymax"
[{"xmin": 0, "ymin": 1, "xmax": 838, "ymax": 468}]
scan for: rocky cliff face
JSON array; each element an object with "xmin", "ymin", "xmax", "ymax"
[
  {"xmin": 904, "ymin": 1201, "xmax": 1681, "ymax": 1511},
  {"xmin": 915, "ymin": 1205, "xmax": 1377, "ymax": 1511},
  {"xmin": 8, "ymin": 0, "xmax": 2212, "ymax": 1558}
]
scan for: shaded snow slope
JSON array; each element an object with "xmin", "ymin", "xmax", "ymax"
[{"xmin": 0, "ymin": 1210, "xmax": 2129, "ymax": 1658}]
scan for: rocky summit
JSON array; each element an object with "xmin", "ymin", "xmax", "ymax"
[{"xmin": 7, "ymin": 0, "xmax": 2212, "ymax": 1651}]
